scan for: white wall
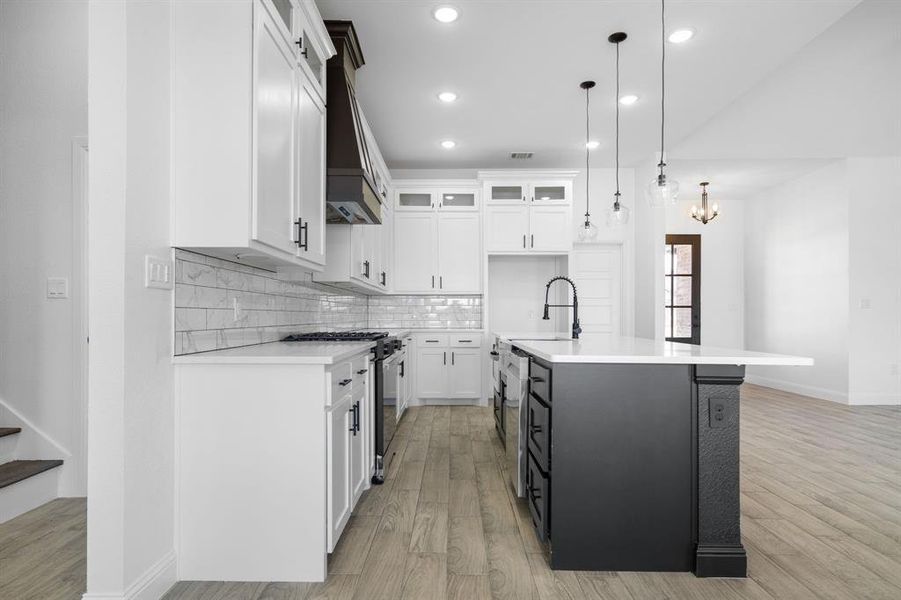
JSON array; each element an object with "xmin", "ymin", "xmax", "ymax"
[
  {"xmin": 0, "ymin": 0, "xmax": 88, "ymax": 495},
  {"xmin": 571, "ymin": 168, "xmax": 635, "ymax": 336},
  {"xmin": 665, "ymin": 195, "xmax": 745, "ymax": 349},
  {"xmin": 633, "ymin": 161, "xmax": 666, "ymax": 340},
  {"xmin": 86, "ymin": 0, "xmax": 176, "ymax": 597},
  {"xmin": 743, "ymin": 161, "xmax": 850, "ymax": 402},
  {"xmin": 847, "ymin": 157, "xmax": 901, "ymax": 405}
]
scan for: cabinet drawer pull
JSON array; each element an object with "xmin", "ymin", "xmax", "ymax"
[
  {"xmin": 425, "ymin": 339, "xmax": 440, "ymax": 343},
  {"xmin": 356, "ymin": 369, "xmax": 368, "ymax": 375},
  {"xmin": 522, "ymin": 234, "xmax": 526, "ymax": 248},
  {"xmin": 452, "ymin": 351, "xmax": 455, "ymax": 365},
  {"xmin": 531, "ymin": 234, "xmax": 534, "ymax": 248},
  {"xmin": 338, "ymin": 378, "xmax": 352, "ymax": 387},
  {"xmin": 458, "ymin": 339, "xmax": 472, "ymax": 343},
  {"xmin": 443, "ymin": 351, "xmax": 447, "ymax": 365},
  {"xmin": 529, "ymin": 376, "xmax": 545, "ymax": 383}
]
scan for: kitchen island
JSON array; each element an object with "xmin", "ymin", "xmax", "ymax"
[{"xmin": 498, "ymin": 333, "xmax": 812, "ymax": 577}]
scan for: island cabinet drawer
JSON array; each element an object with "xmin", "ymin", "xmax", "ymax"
[
  {"xmin": 450, "ymin": 335, "xmax": 481, "ymax": 348},
  {"xmin": 526, "ymin": 452, "xmax": 550, "ymax": 542},
  {"xmin": 527, "ymin": 393, "xmax": 551, "ymax": 472},
  {"xmin": 529, "ymin": 360, "xmax": 551, "ymax": 404}
]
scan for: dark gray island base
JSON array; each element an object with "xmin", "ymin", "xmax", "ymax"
[{"xmin": 523, "ymin": 356, "xmax": 747, "ymax": 578}]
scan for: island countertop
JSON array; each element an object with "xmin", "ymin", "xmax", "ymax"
[{"xmin": 496, "ymin": 333, "xmax": 813, "ymax": 366}]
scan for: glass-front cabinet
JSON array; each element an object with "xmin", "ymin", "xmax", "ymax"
[
  {"xmin": 291, "ymin": 0, "xmax": 328, "ymax": 101},
  {"xmin": 488, "ymin": 184, "xmax": 528, "ymax": 204},
  {"xmin": 394, "ymin": 182, "xmax": 480, "ymax": 212},
  {"xmin": 530, "ymin": 183, "xmax": 568, "ymax": 204}
]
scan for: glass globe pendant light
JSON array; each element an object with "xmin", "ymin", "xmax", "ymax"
[
  {"xmin": 607, "ymin": 32, "xmax": 630, "ymax": 227},
  {"xmin": 577, "ymin": 80, "xmax": 599, "ymax": 241},
  {"xmin": 646, "ymin": 0, "xmax": 680, "ymax": 207}
]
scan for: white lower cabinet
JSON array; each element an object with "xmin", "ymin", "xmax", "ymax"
[
  {"xmin": 448, "ymin": 349, "xmax": 482, "ymax": 397},
  {"xmin": 416, "ymin": 348, "xmax": 449, "ymax": 399},
  {"xmin": 327, "ymin": 393, "xmax": 353, "ymax": 552},
  {"xmin": 414, "ymin": 334, "xmax": 483, "ymax": 400}
]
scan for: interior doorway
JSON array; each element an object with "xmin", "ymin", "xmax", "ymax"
[{"xmin": 664, "ymin": 234, "xmax": 701, "ymax": 344}]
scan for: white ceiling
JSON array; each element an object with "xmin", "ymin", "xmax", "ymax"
[{"xmin": 316, "ymin": 0, "xmax": 860, "ymax": 170}]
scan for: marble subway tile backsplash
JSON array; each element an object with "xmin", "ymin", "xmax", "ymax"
[
  {"xmin": 368, "ymin": 295, "xmax": 482, "ymax": 330},
  {"xmin": 174, "ymin": 250, "xmax": 368, "ymax": 354}
]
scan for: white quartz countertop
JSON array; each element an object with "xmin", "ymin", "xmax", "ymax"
[
  {"xmin": 494, "ymin": 333, "xmax": 813, "ymax": 366},
  {"xmin": 172, "ymin": 341, "xmax": 374, "ymax": 365}
]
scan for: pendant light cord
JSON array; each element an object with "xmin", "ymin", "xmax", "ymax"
[
  {"xmin": 585, "ymin": 85, "xmax": 591, "ymax": 222},
  {"xmin": 659, "ymin": 0, "xmax": 666, "ymax": 172},
  {"xmin": 615, "ymin": 40, "xmax": 621, "ymax": 203}
]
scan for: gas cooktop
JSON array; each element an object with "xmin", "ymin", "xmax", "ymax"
[{"xmin": 281, "ymin": 331, "xmax": 389, "ymax": 342}]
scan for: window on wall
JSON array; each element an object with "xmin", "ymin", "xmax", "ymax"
[{"xmin": 665, "ymin": 234, "xmax": 701, "ymax": 344}]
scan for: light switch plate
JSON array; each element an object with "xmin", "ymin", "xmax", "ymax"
[
  {"xmin": 145, "ymin": 255, "xmax": 173, "ymax": 290},
  {"xmin": 47, "ymin": 277, "xmax": 69, "ymax": 299}
]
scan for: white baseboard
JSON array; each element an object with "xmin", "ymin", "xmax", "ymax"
[
  {"xmin": 82, "ymin": 550, "xmax": 177, "ymax": 600},
  {"xmin": 408, "ymin": 397, "xmax": 486, "ymax": 407},
  {"xmin": 848, "ymin": 391, "xmax": 901, "ymax": 406},
  {"xmin": 744, "ymin": 375, "xmax": 848, "ymax": 404}
]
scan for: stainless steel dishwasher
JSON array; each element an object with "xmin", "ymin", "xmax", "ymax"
[{"xmin": 501, "ymin": 344, "xmax": 530, "ymax": 498}]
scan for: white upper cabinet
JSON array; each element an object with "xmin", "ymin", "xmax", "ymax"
[
  {"xmin": 253, "ymin": 5, "xmax": 298, "ymax": 257},
  {"xmin": 393, "ymin": 212, "xmax": 438, "ymax": 292},
  {"xmin": 295, "ymin": 65, "xmax": 327, "ymax": 264},
  {"xmin": 437, "ymin": 214, "xmax": 481, "ymax": 293},
  {"xmin": 484, "ymin": 205, "xmax": 530, "ymax": 252},
  {"xmin": 395, "ymin": 181, "xmax": 480, "ymax": 212},
  {"xmin": 173, "ymin": 0, "xmax": 336, "ymax": 273},
  {"xmin": 480, "ymin": 172, "xmax": 576, "ymax": 254},
  {"xmin": 392, "ymin": 180, "xmax": 482, "ymax": 294}
]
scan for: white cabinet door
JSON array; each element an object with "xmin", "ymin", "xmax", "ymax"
[
  {"xmin": 379, "ymin": 206, "xmax": 393, "ymax": 290},
  {"xmin": 327, "ymin": 395, "xmax": 353, "ymax": 552},
  {"xmin": 485, "ymin": 205, "xmax": 529, "ymax": 252},
  {"xmin": 529, "ymin": 205, "xmax": 571, "ymax": 252},
  {"xmin": 486, "ymin": 183, "xmax": 528, "ymax": 205},
  {"xmin": 449, "ymin": 349, "xmax": 482, "ymax": 398},
  {"xmin": 437, "ymin": 213, "xmax": 481, "ymax": 293},
  {"xmin": 253, "ymin": 4, "xmax": 297, "ymax": 256},
  {"xmin": 296, "ymin": 70, "xmax": 326, "ymax": 265},
  {"xmin": 393, "ymin": 213, "xmax": 438, "ymax": 292},
  {"xmin": 349, "ymin": 386, "xmax": 366, "ymax": 505},
  {"xmin": 529, "ymin": 182, "xmax": 570, "ymax": 205},
  {"xmin": 416, "ymin": 348, "xmax": 448, "ymax": 398},
  {"xmin": 363, "ymin": 223, "xmax": 380, "ymax": 286}
]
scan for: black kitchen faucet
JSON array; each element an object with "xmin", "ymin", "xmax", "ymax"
[{"xmin": 542, "ymin": 276, "xmax": 581, "ymax": 340}]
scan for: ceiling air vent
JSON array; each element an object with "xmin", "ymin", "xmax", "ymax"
[{"xmin": 510, "ymin": 152, "xmax": 534, "ymax": 159}]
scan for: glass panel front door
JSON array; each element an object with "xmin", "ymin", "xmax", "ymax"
[{"xmin": 664, "ymin": 235, "xmax": 701, "ymax": 344}]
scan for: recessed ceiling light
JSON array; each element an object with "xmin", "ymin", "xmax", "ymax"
[
  {"xmin": 619, "ymin": 94, "xmax": 639, "ymax": 105},
  {"xmin": 586, "ymin": 140, "xmax": 600, "ymax": 150},
  {"xmin": 668, "ymin": 28, "xmax": 695, "ymax": 44},
  {"xmin": 441, "ymin": 140, "xmax": 456, "ymax": 149},
  {"xmin": 437, "ymin": 91, "xmax": 458, "ymax": 103},
  {"xmin": 433, "ymin": 6, "xmax": 458, "ymax": 23}
]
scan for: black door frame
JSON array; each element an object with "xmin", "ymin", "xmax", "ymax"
[{"xmin": 665, "ymin": 234, "xmax": 701, "ymax": 344}]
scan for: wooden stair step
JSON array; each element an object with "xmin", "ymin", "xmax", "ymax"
[
  {"xmin": 0, "ymin": 460, "xmax": 64, "ymax": 489},
  {"xmin": 0, "ymin": 427, "xmax": 22, "ymax": 438}
]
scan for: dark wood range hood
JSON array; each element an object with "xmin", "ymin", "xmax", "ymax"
[{"xmin": 324, "ymin": 20, "xmax": 382, "ymax": 225}]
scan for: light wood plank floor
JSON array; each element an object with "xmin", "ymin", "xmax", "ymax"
[{"xmin": 4, "ymin": 384, "xmax": 900, "ymax": 599}]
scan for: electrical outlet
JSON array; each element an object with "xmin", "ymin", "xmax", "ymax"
[
  {"xmin": 709, "ymin": 398, "xmax": 727, "ymax": 428},
  {"xmin": 46, "ymin": 277, "xmax": 69, "ymax": 299}
]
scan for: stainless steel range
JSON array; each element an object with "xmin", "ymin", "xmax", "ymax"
[{"xmin": 282, "ymin": 331, "xmax": 403, "ymax": 485}]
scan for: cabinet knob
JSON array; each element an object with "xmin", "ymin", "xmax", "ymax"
[{"xmin": 338, "ymin": 378, "xmax": 352, "ymax": 386}]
